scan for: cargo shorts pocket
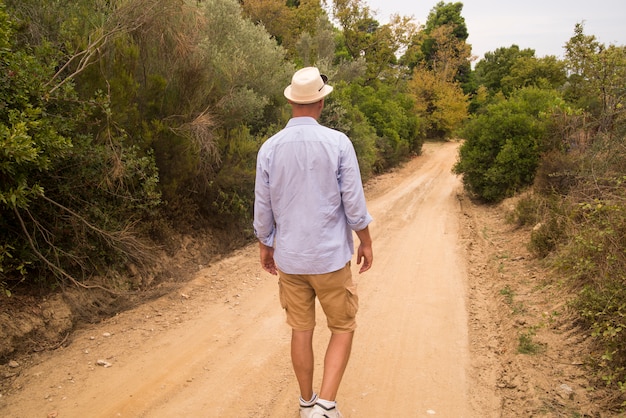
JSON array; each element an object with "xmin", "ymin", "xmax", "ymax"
[
  {"xmin": 345, "ymin": 285, "xmax": 359, "ymax": 318},
  {"xmin": 278, "ymin": 280, "xmax": 288, "ymax": 309}
]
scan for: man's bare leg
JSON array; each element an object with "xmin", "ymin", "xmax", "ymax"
[
  {"xmin": 291, "ymin": 329, "xmax": 315, "ymax": 401},
  {"xmin": 319, "ymin": 331, "xmax": 354, "ymax": 401}
]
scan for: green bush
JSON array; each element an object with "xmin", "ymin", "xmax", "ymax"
[
  {"xmin": 0, "ymin": 4, "xmax": 161, "ymax": 288},
  {"xmin": 340, "ymin": 82, "xmax": 424, "ymax": 171},
  {"xmin": 558, "ymin": 200, "xmax": 626, "ymax": 282},
  {"xmin": 454, "ymin": 87, "xmax": 565, "ymax": 202}
]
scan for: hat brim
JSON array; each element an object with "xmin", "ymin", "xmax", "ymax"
[{"xmin": 284, "ymin": 85, "xmax": 334, "ymax": 104}]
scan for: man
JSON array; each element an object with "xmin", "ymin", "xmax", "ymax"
[{"xmin": 253, "ymin": 67, "xmax": 373, "ymax": 418}]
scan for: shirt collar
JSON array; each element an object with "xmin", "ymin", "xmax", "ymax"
[{"xmin": 286, "ymin": 116, "xmax": 320, "ymax": 128}]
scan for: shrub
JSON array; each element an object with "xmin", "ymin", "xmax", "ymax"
[
  {"xmin": 510, "ymin": 194, "xmax": 542, "ymax": 227},
  {"xmin": 454, "ymin": 87, "xmax": 565, "ymax": 202},
  {"xmin": 547, "ymin": 131, "xmax": 626, "ymax": 408},
  {"xmin": 529, "ymin": 216, "xmax": 566, "ymax": 258},
  {"xmin": 534, "ymin": 150, "xmax": 580, "ymax": 195},
  {"xmin": 573, "ymin": 280, "xmax": 626, "ymax": 402},
  {"xmin": 0, "ymin": 4, "xmax": 161, "ymax": 289}
]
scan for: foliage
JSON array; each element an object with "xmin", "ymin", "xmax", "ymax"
[
  {"xmin": 0, "ymin": 2, "xmax": 162, "ymax": 289},
  {"xmin": 564, "ymin": 23, "xmax": 626, "ymax": 134},
  {"xmin": 512, "ymin": 28, "xmax": 626, "ymax": 406},
  {"xmin": 74, "ymin": 0, "xmax": 292, "ymax": 226},
  {"xmin": 569, "ymin": 163, "xmax": 626, "ymax": 408},
  {"xmin": 423, "ymin": 1, "xmax": 468, "ymax": 39},
  {"xmin": 454, "ymin": 87, "xmax": 565, "ymax": 202},
  {"xmin": 332, "ymin": 0, "xmax": 418, "ymax": 82},
  {"xmin": 240, "ymin": 0, "xmax": 323, "ymax": 57},
  {"xmin": 402, "ymin": 1, "xmax": 472, "ymax": 91},
  {"xmin": 340, "ymin": 81, "xmax": 424, "ymax": 170},
  {"xmin": 408, "ymin": 65, "xmax": 468, "ymax": 139},
  {"xmin": 528, "ymin": 214, "xmax": 567, "ymax": 258},
  {"xmin": 473, "ymin": 45, "xmax": 536, "ymax": 96},
  {"xmin": 574, "ymin": 280, "xmax": 626, "ymax": 398},
  {"xmin": 201, "ymin": 126, "xmax": 260, "ymax": 231},
  {"xmin": 517, "ymin": 327, "xmax": 545, "ymax": 355},
  {"xmin": 501, "ymin": 55, "xmax": 567, "ymax": 95},
  {"xmin": 294, "ymin": 15, "xmax": 338, "ymax": 67}
]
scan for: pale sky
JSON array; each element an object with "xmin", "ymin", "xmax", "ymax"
[{"xmin": 363, "ymin": 0, "xmax": 626, "ymax": 61}]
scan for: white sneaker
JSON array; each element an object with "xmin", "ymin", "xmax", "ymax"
[
  {"xmin": 299, "ymin": 404, "xmax": 316, "ymax": 418},
  {"xmin": 299, "ymin": 393, "xmax": 319, "ymax": 418},
  {"xmin": 310, "ymin": 402, "xmax": 343, "ymax": 418}
]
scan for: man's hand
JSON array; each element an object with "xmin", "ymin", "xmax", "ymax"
[
  {"xmin": 357, "ymin": 242, "xmax": 373, "ymax": 273},
  {"xmin": 355, "ymin": 226, "xmax": 373, "ymax": 274},
  {"xmin": 259, "ymin": 242, "xmax": 277, "ymax": 275}
]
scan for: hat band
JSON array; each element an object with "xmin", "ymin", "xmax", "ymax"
[{"xmin": 318, "ymin": 74, "xmax": 328, "ymax": 92}]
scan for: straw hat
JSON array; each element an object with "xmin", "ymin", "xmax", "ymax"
[{"xmin": 284, "ymin": 67, "xmax": 333, "ymax": 104}]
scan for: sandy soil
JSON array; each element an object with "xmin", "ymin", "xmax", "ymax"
[{"xmin": 0, "ymin": 141, "xmax": 612, "ymax": 417}]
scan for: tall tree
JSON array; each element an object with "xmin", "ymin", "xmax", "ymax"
[
  {"xmin": 240, "ymin": 0, "xmax": 323, "ymax": 58},
  {"xmin": 422, "ymin": 1, "xmax": 468, "ymax": 59},
  {"xmin": 564, "ymin": 23, "xmax": 626, "ymax": 133},
  {"xmin": 332, "ymin": 0, "xmax": 417, "ymax": 82},
  {"xmin": 473, "ymin": 45, "xmax": 536, "ymax": 96},
  {"xmin": 501, "ymin": 55, "xmax": 567, "ymax": 94},
  {"xmin": 402, "ymin": 2, "xmax": 471, "ymax": 89},
  {"xmin": 408, "ymin": 65, "xmax": 468, "ymax": 139}
]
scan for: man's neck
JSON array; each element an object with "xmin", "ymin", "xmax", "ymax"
[{"xmin": 291, "ymin": 100, "xmax": 323, "ymax": 119}]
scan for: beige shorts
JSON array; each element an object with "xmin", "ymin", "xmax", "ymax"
[{"xmin": 278, "ymin": 263, "xmax": 358, "ymax": 333}]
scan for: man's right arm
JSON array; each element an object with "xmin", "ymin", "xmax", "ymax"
[{"xmin": 259, "ymin": 241, "xmax": 277, "ymax": 275}]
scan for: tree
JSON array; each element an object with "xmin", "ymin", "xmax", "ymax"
[
  {"xmin": 501, "ymin": 55, "xmax": 567, "ymax": 94},
  {"xmin": 240, "ymin": 0, "xmax": 324, "ymax": 57},
  {"xmin": 1, "ymin": 2, "xmax": 161, "ymax": 289},
  {"xmin": 404, "ymin": 12, "xmax": 470, "ymax": 139},
  {"xmin": 403, "ymin": 1, "xmax": 472, "ymax": 89},
  {"xmin": 564, "ymin": 23, "xmax": 626, "ymax": 133},
  {"xmin": 332, "ymin": 0, "xmax": 417, "ymax": 82},
  {"xmin": 423, "ymin": 1, "xmax": 468, "ymax": 40},
  {"xmin": 473, "ymin": 45, "xmax": 536, "ymax": 96},
  {"xmin": 409, "ymin": 66, "xmax": 468, "ymax": 139},
  {"xmin": 340, "ymin": 82, "xmax": 423, "ymax": 169}
]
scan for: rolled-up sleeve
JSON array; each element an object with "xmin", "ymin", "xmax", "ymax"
[{"xmin": 340, "ymin": 142, "xmax": 373, "ymax": 232}]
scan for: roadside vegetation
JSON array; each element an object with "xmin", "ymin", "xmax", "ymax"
[
  {"xmin": 0, "ymin": 0, "xmax": 624, "ymax": 411},
  {"xmin": 455, "ymin": 24, "xmax": 626, "ymax": 410}
]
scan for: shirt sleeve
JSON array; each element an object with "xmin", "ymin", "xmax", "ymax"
[
  {"xmin": 253, "ymin": 150, "xmax": 276, "ymax": 246},
  {"xmin": 339, "ymin": 138, "xmax": 373, "ymax": 231}
]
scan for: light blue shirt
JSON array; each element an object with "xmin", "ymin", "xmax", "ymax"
[{"xmin": 254, "ymin": 117, "xmax": 372, "ymax": 275}]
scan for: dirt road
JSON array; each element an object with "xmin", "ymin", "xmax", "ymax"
[{"xmin": 1, "ymin": 142, "xmax": 495, "ymax": 417}]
